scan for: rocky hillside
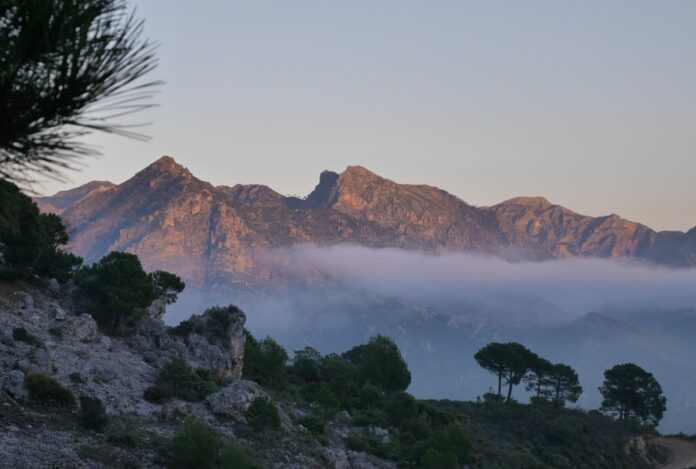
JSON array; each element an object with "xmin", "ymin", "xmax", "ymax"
[
  {"xmin": 0, "ymin": 281, "xmax": 393, "ymax": 468},
  {"xmin": 36, "ymin": 156, "xmax": 696, "ymax": 289}
]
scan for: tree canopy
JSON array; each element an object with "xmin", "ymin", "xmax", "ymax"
[
  {"xmin": 0, "ymin": 179, "xmax": 81, "ymax": 281},
  {"xmin": 76, "ymin": 251, "xmax": 182, "ymax": 335},
  {"xmin": 474, "ymin": 342, "xmax": 536, "ymax": 401},
  {"xmin": 343, "ymin": 335, "xmax": 411, "ymax": 392},
  {"xmin": 599, "ymin": 363, "xmax": 666, "ymax": 427}
]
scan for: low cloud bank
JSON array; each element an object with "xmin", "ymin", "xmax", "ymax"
[{"xmin": 268, "ymin": 244, "xmax": 696, "ymax": 314}]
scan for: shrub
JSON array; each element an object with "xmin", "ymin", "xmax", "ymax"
[
  {"xmin": 242, "ymin": 332, "xmax": 288, "ymax": 388},
  {"xmin": 357, "ymin": 384, "xmax": 384, "ymax": 409},
  {"xmin": 79, "ymin": 395, "xmax": 108, "ymax": 431},
  {"xmin": 25, "ymin": 373, "xmax": 76, "ymax": 407},
  {"xmin": 107, "ymin": 420, "xmax": 140, "ymax": 448},
  {"xmin": 420, "ymin": 448, "xmax": 459, "ymax": 469},
  {"xmin": 219, "ymin": 444, "xmax": 252, "ymax": 469},
  {"xmin": 170, "ymin": 319, "xmax": 194, "ymax": 338},
  {"xmin": 385, "ymin": 391, "xmax": 419, "ymax": 427},
  {"xmin": 143, "ymin": 385, "xmax": 167, "ymax": 404},
  {"xmin": 156, "ymin": 359, "xmax": 217, "ymax": 402},
  {"xmin": 298, "ymin": 413, "xmax": 326, "ymax": 435},
  {"xmin": 291, "ymin": 346, "xmax": 322, "ymax": 383},
  {"xmin": 245, "ymin": 396, "xmax": 281, "ymax": 431},
  {"xmin": 170, "ymin": 420, "xmax": 222, "ymax": 469},
  {"xmin": 12, "ymin": 327, "xmax": 42, "ymax": 347},
  {"xmin": 345, "ymin": 434, "xmax": 391, "ymax": 459},
  {"xmin": 408, "ymin": 425, "xmax": 471, "ymax": 468},
  {"xmin": 343, "ymin": 335, "xmax": 411, "ymax": 392}
]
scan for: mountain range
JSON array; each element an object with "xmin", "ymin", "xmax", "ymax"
[{"xmin": 36, "ymin": 156, "xmax": 696, "ymax": 289}]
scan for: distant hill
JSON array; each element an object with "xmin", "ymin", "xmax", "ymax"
[{"xmin": 36, "ymin": 155, "xmax": 696, "ymax": 289}]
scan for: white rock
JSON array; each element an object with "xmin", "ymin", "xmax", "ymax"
[{"xmin": 206, "ymin": 380, "xmax": 267, "ymax": 418}]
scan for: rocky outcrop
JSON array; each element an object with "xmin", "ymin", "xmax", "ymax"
[
  {"xmin": 0, "ymin": 283, "xmax": 246, "ymax": 415},
  {"xmin": 35, "ymin": 156, "xmax": 696, "ymax": 291},
  {"xmin": 0, "ymin": 281, "xmax": 397, "ymax": 468},
  {"xmin": 206, "ymin": 380, "xmax": 267, "ymax": 419}
]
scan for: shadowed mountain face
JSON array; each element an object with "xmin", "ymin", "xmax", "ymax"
[{"xmin": 36, "ymin": 156, "xmax": 696, "ymax": 288}]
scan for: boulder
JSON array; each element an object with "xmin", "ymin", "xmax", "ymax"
[
  {"xmin": 64, "ymin": 314, "xmax": 98, "ymax": 343},
  {"xmin": 206, "ymin": 380, "xmax": 267, "ymax": 419},
  {"xmin": 1, "ymin": 370, "xmax": 27, "ymax": 401},
  {"xmin": 52, "ymin": 305, "xmax": 67, "ymax": 321}
]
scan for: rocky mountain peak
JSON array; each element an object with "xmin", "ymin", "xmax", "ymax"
[
  {"xmin": 133, "ymin": 156, "xmax": 193, "ymax": 184},
  {"xmin": 502, "ymin": 196, "xmax": 553, "ymax": 210}
]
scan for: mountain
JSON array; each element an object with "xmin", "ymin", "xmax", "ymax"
[{"xmin": 36, "ymin": 156, "xmax": 696, "ymax": 289}]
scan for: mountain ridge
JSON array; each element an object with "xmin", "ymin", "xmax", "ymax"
[{"xmin": 35, "ymin": 156, "xmax": 696, "ymax": 289}]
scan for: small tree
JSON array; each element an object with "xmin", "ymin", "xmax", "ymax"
[
  {"xmin": 76, "ymin": 252, "xmax": 156, "ymax": 334},
  {"xmin": 523, "ymin": 355, "xmax": 554, "ymax": 399},
  {"xmin": 241, "ymin": 332, "xmax": 288, "ymax": 388},
  {"xmin": 291, "ymin": 346, "xmax": 323, "ymax": 383},
  {"xmin": 549, "ymin": 363, "xmax": 582, "ymax": 405},
  {"xmin": 599, "ymin": 363, "xmax": 666, "ymax": 427},
  {"xmin": 245, "ymin": 396, "xmax": 281, "ymax": 431},
  {"xmin": 343, "ymin": 335, "xmax": 411, "ymax": 392},
  {"xmin": 149, "ymin": 270, "xmax": 185, "ymax": 304},
  {"xmin": 474, "ymin": 342, "xmax": 536, "ymax": 401},
  {"xmin": 0, "ymin": 180, "xmax": 81, "ymax": 282}
]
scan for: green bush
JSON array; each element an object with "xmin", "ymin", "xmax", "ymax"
[
  {"xmin": 298, "ymin": 412, "xmax": 326, "ymax": 435},
  {"xmin": 143, "ymin": 385, "xmax": 167, "ymax": 404},
  {"xmin": 218, "ymin": 443, "xmax": 252, "ymax": 469},
  {"xmin": 343, "ymin": 335, "xmax": 411, "ymax": 392},
  {"xmin": 170, "ymin": 420, "xmax": 222, "ymax": 469},
  {"xmin": 76, "ymin": 252, "xmax": 184, "ymax": 335},
  {"xmin": 24, "ymin": 373, "xmax": 76, "ymax": 407},
  {"xmin": 345, "ymin": 434, "xmax": 391, "ymax": 459},
  {"xmin": 79, "ymin": 395, "xmax": 108, "ymax": 431},
  {"xmin": 245, "ymin": 396, "xmax": 281, "ymax": 431},
  {"xmin": 156, "ymin": 359, "xmax": 217, "ymax": 402},
  {"xmin": 12, "ymin": 327, "xmax": 42, "ymax": 347},
  {"xmin": 242, "ymin": 332, "xmax": 288, "ymax": 388},
  {"xmin": 408, "ymin": 425, "xmax": 471, "ymax": 468},
  {"xmin": 168, "ymin": 420, "xmax": 251, "ymax": 469},
  {"xmin": 291, "ymin": 346, "xmax": 322, "ymax": 383},
  {"xmin": 385, "ymin": 391, "xmax": 419, "ymax": 427},
  {"xmin": 356, "ymin": 384, "xmax": 384, "ymax": 409}
]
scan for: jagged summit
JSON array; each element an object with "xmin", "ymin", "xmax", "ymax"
[{"xmin": 140, "ymin": 155, "xmax": 192, "ymax": 177}]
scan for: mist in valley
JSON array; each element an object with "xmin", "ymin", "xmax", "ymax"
[{"xmin": 167, "ymin": 245, "xmax": 696, "ymax": 434}]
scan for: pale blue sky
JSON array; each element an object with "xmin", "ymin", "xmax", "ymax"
[{"xmin": 41, "ymin": 1, "xmax": 696, "ymax": 231}]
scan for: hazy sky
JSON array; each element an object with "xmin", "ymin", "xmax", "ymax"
[{"xmin": 40, "ymin": 1, "xmax": 696, "ymax": 232}]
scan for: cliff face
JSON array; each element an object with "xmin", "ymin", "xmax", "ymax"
[{"xmin": 36, "ymin": 156, "xmax": 696, "ymax": 289}]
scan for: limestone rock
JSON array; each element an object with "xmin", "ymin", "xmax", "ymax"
[
  {"xmin": 1, "ymin": 370, "xmax": 27, "ymax": 401},
  {"xmin": 206, "ymin": 380, "xmax": 267, "ymax": 419},
  {"xmin": 64, "ymin": 314, "xmax": 98, "ymax": 343}
]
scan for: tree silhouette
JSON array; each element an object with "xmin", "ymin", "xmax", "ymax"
[
  {"xmin": 474, "ymin": 342, "xmax": 536, "ymax": 401},
  {"xmin": 0, "ymin": 0, "xmax": 160, "ymax": 184},
  {"xmin": 599, "ymin": 363, "xmax": 666, "ymax": 427},
  {"xmin": 548, "ymin": 363, "xmax": 582, "ymax": 405}
]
